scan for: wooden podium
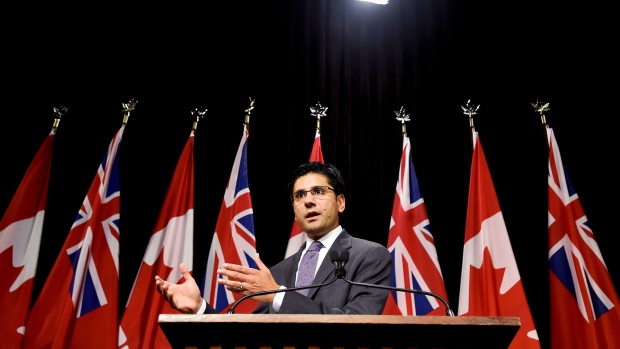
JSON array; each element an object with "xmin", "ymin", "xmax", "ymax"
[{"xmin": 159, "ymin": 314, "xmax": 520, "ymax": 349}]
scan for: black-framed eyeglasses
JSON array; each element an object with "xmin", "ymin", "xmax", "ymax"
[{"xmin": 290, "ymin": 186, "xmax": 335, "ymax": 204}]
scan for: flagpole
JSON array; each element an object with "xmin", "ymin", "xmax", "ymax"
[
  {"xmin": 310, "ymin": 101, "xmax": 328, "ymax": 134},
  {"xmin": 394, "ymin": 106, "xmax": 410, "ymax": 137},
  {"xmin": 121, "ymin": 99, "xmax": 138, "ymax": 125},
  {"xmin": 51, "ymin": 105, "xmax": 68, "ymax": 133},
  {"xmin": 531, "ymin": 98, "xmax": 551, "ymax": 148},
  {"xmin": 461, "ymin": 99, "xmax": 479, "ymax": 151},
  {"xmin": 191, "ymin": 106, "xmax": 208, "ymax": 134},
  {"xmin": 244, "ymin": 97, "xmax": 255, "ymax": 131}
]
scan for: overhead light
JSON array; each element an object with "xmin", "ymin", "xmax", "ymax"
[{"xmin": 358, "ymin": 0, "xmax": 389, "ymax": 4}]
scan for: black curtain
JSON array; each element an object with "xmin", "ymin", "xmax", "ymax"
[{"xmin": 2, "ymin": 1, "xmax": 618, "ymax": 348}]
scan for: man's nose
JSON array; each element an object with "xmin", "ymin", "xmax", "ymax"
[{"xmin": 302, "ymin": 194, "xmax": 317, "ymax": 205}]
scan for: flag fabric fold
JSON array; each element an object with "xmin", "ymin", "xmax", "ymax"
[
  {"xmin": 547, "ymin": 127, "xmax": 620, "ymax": 349},
  {"xmin": 118, "ymin": 132, "xmax": 195, "ymax": 349},
  {"xmin": 24, "ymin": 125, "xmax": 124, "ymax": 349},
  {"xmin": 383, "ymin": 134, "xmax": 448, "ymax": 316},
  {"xmin": 200, "ymin": 124, "xmax": 257, "ymax": 313},
  {"xmin": 458, "ymin": 131, "xmax": 540, "ymax": 349},
  {"xmin": 0, "ymin": 131, "xmax": 55, "ymax": 348},
  {"xmin": 284, "ymin": 130, "xmax": 324, "ymax": 258}
]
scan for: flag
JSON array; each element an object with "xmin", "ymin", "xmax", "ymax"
[
  {"xmin": 458, "ymin": 131, "xmax": 540, "ymax": 349},
  {"xmin": 24, "ymin": 125, "xmax": 124, "ymax": 349},
  {"xmin": 547, "ymin": 127, "xmax": 620, "ymax": 348},
  {"xmin": 200, "ymin": 124, "xmax": 257, "ymax": 313},
  {"xmin": 0, "ymin": 131, "xmax": 54, "ymax": 348},
  {"xmin": 118, "ymin": 132, "xmax": 195, "ymax": 349},
  {"xmin": 383, "ymin": 134, "xmax": 448, "ymax": 316},
  {"xmin": 284, "ymin": 129, "xmax": 324, "ymax": 258}
]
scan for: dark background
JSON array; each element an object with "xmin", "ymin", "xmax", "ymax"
[{"xmin": 1, "ymin": 1, "xmax": 617, "ymax": 348}]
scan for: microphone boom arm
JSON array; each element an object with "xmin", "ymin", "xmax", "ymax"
[{"xmin": 341, "ymin": 276, "xmax": 455, "ymax": 316}]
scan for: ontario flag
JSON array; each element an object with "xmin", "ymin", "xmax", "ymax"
[
  {"xmin": 383, "ymin": 134, "xmax": 449, "ymax": 316},
  {"xmin": 547, "ymin": 127, "xmax": 620, "ymax": 349},
  {"xmin": 284, "ymin": 129, "xmax": 324, "ymax": 258},
  {"xmin": 458, "ymin": 131, "xmax": 540, "ymax": 349},
  {"xmin": 118, "ymin": 131, "xmax": 195, "ymax": 349},
  {"xmin": 200, "ymin": 124, "xmax": 257, "ymax": 313},
  {"xmin": 24, "ymin": 125, "xmax": 124, "ymax": 349},
  {"xmin": 0, "ymin": 130, "xmax": 54, "ymax": 348}
]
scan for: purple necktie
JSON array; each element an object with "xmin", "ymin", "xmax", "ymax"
[{"xmin": 296, "ymin": 240, "xmax": 324, "ymax": 296}]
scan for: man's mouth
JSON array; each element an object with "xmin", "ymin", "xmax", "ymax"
[{"xmin": 305, "ymin": 211, "xmax": 320, "ymax": 219}]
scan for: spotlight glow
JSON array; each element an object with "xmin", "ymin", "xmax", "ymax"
[{"xmin": 358, "ymin": 0, "xmax": 389, "ymax": 4}]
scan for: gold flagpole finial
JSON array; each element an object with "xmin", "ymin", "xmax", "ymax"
[
  {"xmin": 462, "ymin": 99, "xmax": 480, "ymax": 151},
  {"xmin": 191, "ymin": 107, "xmax": 208, "ymax": 133},
  {"xmin": 531, "ymin": 98, "xmax": 550, "ymax": 127},
  {"xmin": 461, "ymin": 99, "xmax": 479, "ymax": 132},
  {"xmin": 394, "ymin": 106, "xmax": 410, "ymax": 136},
  {"xmin": 52, "ymin": 105, "xmax": 69, "ymax": 132},
  {"xmin": 121, "ymin": 99, "xmax": 138, "ymax": 125},
  {"xmin": 244, "ymin": 97, "xmax": 255, "ymax": 129},
  {"xmin": 310, "ymin": 101, "xmax": 328, "ymax": 132}
]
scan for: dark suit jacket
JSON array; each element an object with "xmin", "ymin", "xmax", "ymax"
[{"xmin": 203, "ymin": 229, "xmax": 391, "ymax": 314}]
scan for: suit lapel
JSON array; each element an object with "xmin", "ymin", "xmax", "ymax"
[{"xmin": 286, "ymin": 241, "xmax": 306, "ymax": 288}]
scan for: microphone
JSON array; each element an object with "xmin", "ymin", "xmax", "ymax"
[
  {"xmin": 330, "ymin": 250, "xmax": 347, "ymax": 277},
  {"xmin": 331, "ymin": 250, "xmax": 455, "ymax": 316},
  {"xmin": 227, "ymin": 272, "xmax": 338, "ymax": 314}
]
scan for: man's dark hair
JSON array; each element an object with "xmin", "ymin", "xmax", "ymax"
[{"xmin": 288, "ymin": 161, "xmax": 346, "ymax": 196}]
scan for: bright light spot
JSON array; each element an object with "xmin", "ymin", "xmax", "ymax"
[{"xmin": 358, "ymin": 0, "xmax": 389, "ymax": 4}]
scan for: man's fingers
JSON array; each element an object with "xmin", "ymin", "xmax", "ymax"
[
  {"xmin": 255, "ymin": 253, "xmax": 268, "ymax": 271},
  {"xmin": 217, "ymin": 275, "xmax": 246, "ymax": 289},
  {"xmin": 221, "ymin": 263, "xmax": 246, "ymax": 272},
  {"xmin": 219, "ymin": 268, "xmax": 243, "ymax": 281}
]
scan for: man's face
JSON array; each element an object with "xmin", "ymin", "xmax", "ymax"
[{"xmin": 291, "ymin": 173, "xmax": 345, "ymax": 240}]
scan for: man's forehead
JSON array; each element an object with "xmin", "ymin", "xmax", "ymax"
[{"xmin": 293, "ymin": 173, "xmax": 329, "ymax": 190}]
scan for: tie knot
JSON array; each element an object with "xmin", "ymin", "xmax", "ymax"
[{"xmin": 308, "ymin": 240, "xmax": 323, "ymax": 252}]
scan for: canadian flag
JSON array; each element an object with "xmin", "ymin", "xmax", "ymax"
[
  {"xmin": 458, "ymin": 131, "xmax": 540, "ymax": 349},
  {"xmin": 0, "ymin": 131, "xmax": 54, "ymax": 348},
  {"xmin": 118, "ymin": 132, "xmax": 195, "ymax": 349}
]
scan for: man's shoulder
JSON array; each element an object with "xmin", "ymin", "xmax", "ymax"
[
  {"xmin": 341, "ymin": 229, "xmax": 387, "ymax": 248},
  {"xmin": 343, "ymin": 233, "xmax": 389, "ymax": 255},
  {"xmin": 351, "ymin": 236, "xmax": 388, "ymax": 250},
  {"xmin": 347, "ymin": 236, "xmax": 391, "ymax": 266}
]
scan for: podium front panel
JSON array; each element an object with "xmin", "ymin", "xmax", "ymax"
[{"xmin": 159, "ymin": 314, "xmax": 520, "ymax": 349}]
